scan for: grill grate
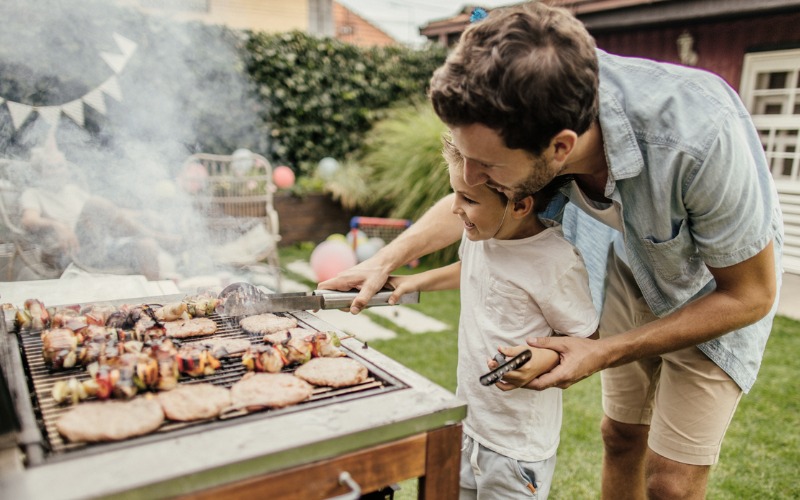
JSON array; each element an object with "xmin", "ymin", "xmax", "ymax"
[{"xmin": 16, "ymin": 309, "xmax": 404, "ymax": 460}]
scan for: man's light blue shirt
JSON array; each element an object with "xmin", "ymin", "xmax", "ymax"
[{"xmin": 543, "ymin": 50, "xmax": 784, "ymax": 393}]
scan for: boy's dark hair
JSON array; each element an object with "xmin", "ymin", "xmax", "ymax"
[
  {"xmin": 430, "ymin": 2, "xmax": 599, "ymax": 157},
  {"xmin": 442, "ymin": 134, "xmax": 569, "ymax": 213}
]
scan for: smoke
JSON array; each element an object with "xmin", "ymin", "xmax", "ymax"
[{"xmin": 0, "ymin": 0, "xmax": 277, "ymax": 287}]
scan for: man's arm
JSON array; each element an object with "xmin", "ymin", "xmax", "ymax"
[
  {"xmin": 318, "ymin": 194, "xmax": 463, "ymax": 313},
  {"xmin": 527, "ymin": 241, "xmax": 777, "ymax": 389},
  {"xmin": 20, "ymin": 208, "xmax": 79, "ymax": 253}
]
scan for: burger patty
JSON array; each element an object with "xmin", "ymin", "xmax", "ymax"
[
  {"xmin": 230, "ymin": 373, "xmax": 313, "ymax": 411},
  {"xmin": 56, "ymin": 397, "xmax": 164, "ymax": 442},
  {"xmin": 239, "ymin": 313, "xmax": 297, "ymax": 336},
  {"xmin": 164, "ymin": 317, "xmax": 218, "ymax": 338},
  {"xmin": 294, "ymin": 357, "xmax": 369, "ymax": 388},
  {"xmin": 157, "ymin": 383, "xmax": 231, "ymax": 421}
]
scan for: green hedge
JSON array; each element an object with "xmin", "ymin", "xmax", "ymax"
[{"xmin": 243, "ymin": 31, "xmax": 446, "ymax": 169}]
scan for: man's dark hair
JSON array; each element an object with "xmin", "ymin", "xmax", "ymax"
[{"xmin": 430, "ymin": 2, "xmax": 599, "ymax": 156}]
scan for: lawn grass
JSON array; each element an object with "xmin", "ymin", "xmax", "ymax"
[{"xmin": 279, "ymin": 245, "xmax": 800, "ymax": 499}]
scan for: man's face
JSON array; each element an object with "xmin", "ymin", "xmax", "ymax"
[{"xmin": 450, "ymin": 123, "xmax": 564, "ymax": 199}]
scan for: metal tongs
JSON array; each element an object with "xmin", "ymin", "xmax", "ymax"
[{"xmin": 217, "ymin": 282, "xmax": 419, "ymax": 317}]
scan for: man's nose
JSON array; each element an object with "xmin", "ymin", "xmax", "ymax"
[{"xmin": 463, "ymin": 158, "xmax": 489, "ymax": 187}]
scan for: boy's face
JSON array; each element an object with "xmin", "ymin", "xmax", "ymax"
[
  {"xmin": 450, "ymin": 123, "xmax": 566, "ymax": 200},
  {"xmin": 449, "ymin": 164, "xmax": 508, "ymax": 241}
]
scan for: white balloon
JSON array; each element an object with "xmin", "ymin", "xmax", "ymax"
[
  {"xmin": 368, "ymin": 237, "xmax": 386, "ymax": 250},
  {"xmin": 346, "ymin": 229, "xmax": 368, "ymax": 247},
  {"xmin": 355, "ymin": 240, "xmax": 380, "ymax": 263},
  {"xmin": 318, "ymin": 157, "xmax": 340, "ymax": 179},
  {"xmin": 231, "ymin": 148, "xmax": 253, "ymax": 176}
]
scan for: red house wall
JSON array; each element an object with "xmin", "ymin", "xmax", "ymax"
[{"xmin": 592, "ymin": 12, "xmax": 800, "ymax": 91}]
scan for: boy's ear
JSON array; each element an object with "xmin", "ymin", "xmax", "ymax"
[{"xmin": 511, "ymin": 196, "xmax": 534, "ymax": 219}]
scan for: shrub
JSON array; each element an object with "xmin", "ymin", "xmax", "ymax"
[{"xmin": 243, "ymin": 31, "xmax": 446, "ymax": 169}]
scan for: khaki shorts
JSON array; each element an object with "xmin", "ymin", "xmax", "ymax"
[{"xmin": 599, "ymin": 248, "xmax": 742, "ymax": 466}]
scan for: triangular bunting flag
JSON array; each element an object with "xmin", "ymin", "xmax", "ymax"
[
  {"xmin": 113, "ymin": 33, "xmax": 138, "ymax": 59},
  {"xmin": 6, "ymin": 101, "xmax": 33, "ymax": 130},
  {"xmin": 62, "ymin": 99, "xmax": 84, "ymax": 127},
  {"xmin": 100, "ymin": 76, "xmax": 123, "ymax": 101},
  {"xmin": 101, "ymin": 52, "xmax": 128, "ymax": 74},
  {"xmin": 36, "ymin": 106, "xmax": 61, "ymax": 126},
  {"xmin": 82, "ymin": 88, "xmax": 107, "ymax": 115}
]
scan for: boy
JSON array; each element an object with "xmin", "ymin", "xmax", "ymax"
[{"xmin": 387, "ymin": 137, "xmax": 598, "ymax": 499}]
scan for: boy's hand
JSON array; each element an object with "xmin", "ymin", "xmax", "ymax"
[{"xmin": 385, "ymin": 275, "xmax": 419, "ymax": 305}]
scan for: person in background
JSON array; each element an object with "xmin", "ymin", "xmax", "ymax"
[
  {"xmin": 20, "ymin": 147, "xmax": 178, "ymax": 280},
  {"xmin": 321, "ymin": 3, "xmax": 783, "ymax": 499},
  {"xmin": 387, "ymin": 136, "xmax": 598, "ymax": 499}
]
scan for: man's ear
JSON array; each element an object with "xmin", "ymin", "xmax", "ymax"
[
  {"xmin": 511, "ymin": 196, "xmax": 534, "ymax": 219},
  {"xmin": 550, "ymin": 129, "xmax": 578, "ymax": 162}
]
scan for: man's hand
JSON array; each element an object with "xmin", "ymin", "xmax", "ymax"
[
  {"xmin": 524, "ymin": 336, "xmax": 606, "ymax": 390},
  {"xmin": 52, "ymin": 221, "xmax": 79, "ymax": 254},
  {"xmin": 318, "ymin": 258, "xmax": 393, "ymax": 314},
  {"xmin": 489, "ymin": 343, "xmax": 561, "ymax": 391}
]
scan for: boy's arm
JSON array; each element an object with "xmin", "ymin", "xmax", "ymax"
[
  {"xmin": 488, "ymin": 331, "xmax": 598, "ymax": 391},
  {"xmin": 486, "ymin": 344, "xmax": 559, "ymax": 391},
  {"xmin": 386, "ymin": 261, "xmax": 461, "ymax": 304},
  {"xmin": 319, "ymin": 195, "xmax": 463, "ymax": 313}
]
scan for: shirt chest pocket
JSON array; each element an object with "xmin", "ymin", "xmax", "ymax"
[{"xmin": 485, "ymin": 277, "xmax": 532, "ymax": 333}]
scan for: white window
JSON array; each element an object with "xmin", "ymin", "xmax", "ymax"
[{"xmin": 740, "ymin": 49, "xmax": 800, "ymax": 183}]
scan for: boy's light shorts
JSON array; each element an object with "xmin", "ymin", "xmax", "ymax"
[
  {"xmin": 459, "ymin": 434, "xmax": 557, "ymax": 499},
  {"xmin": 599, "ymin": 248, "xmax": 743, "ymax": 466}
]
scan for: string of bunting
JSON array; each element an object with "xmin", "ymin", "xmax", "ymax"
[{"xmin": 0, "ymin": 32, "xmax": 137, "ymax": 132}]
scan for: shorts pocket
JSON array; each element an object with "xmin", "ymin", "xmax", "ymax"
[{"xmin": 514, "ymin": 460, "xmax": 538, "ymax": 498}]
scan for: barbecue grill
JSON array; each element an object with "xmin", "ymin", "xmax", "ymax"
[{"xmin": 0, "ymin": 293, "xmax": 466, "ymax": 499}]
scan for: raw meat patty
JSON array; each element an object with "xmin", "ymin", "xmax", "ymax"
[
  {"xmin": 157, "ymin": 383, "xmax": 231, "ymax": 421},
  {"xmin": 164, "ymin": 317, "xmax": 218, "ymax": 338},
  {"xmin": 230, "ymin": 373, "xmax": 312, "ymax": 411},
  {"xmin": 294, "ymin": 357, "xmax": 369, "ymax": 388},
  {"xmin": 239, "ymin": 313, "xmax": 298, "ymax": 335},
  {"xmin": 56, "ymin": 397, "xmax": 164, "ymax": 442}
]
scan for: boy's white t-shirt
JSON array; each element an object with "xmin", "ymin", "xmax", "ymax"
[{"xmin": 457, "ymin": 222, "xmax": 599, "ymax": 462}]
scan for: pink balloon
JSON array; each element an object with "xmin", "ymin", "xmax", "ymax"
[
  {"xmin": 310, "ymin": 240, "xmax": 357, "ymax": 282},
  {"xmin": 273, "ymin": 165, "xmax": 295, "ymax": 189},
  {"xmin": 178, "ymin": 162, "xmax": 208, "ymax": 194}
]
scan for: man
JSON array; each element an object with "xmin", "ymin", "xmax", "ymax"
[
  {"xmin": 320, "ymin": 3, "xmax": 783, "ymax": 499},
  {"xmin": 20, "ymin": 147, "xmax": 176, "ymax": 280}
]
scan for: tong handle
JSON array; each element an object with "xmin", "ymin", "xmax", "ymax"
[{"xmin": 315, "ymin": 289, "xmax": 420, "ymax": 310}]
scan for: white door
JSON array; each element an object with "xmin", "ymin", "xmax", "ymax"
[{"xmin": 740, "ymin": 49, "xmax": 800, "ymax": 274}]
